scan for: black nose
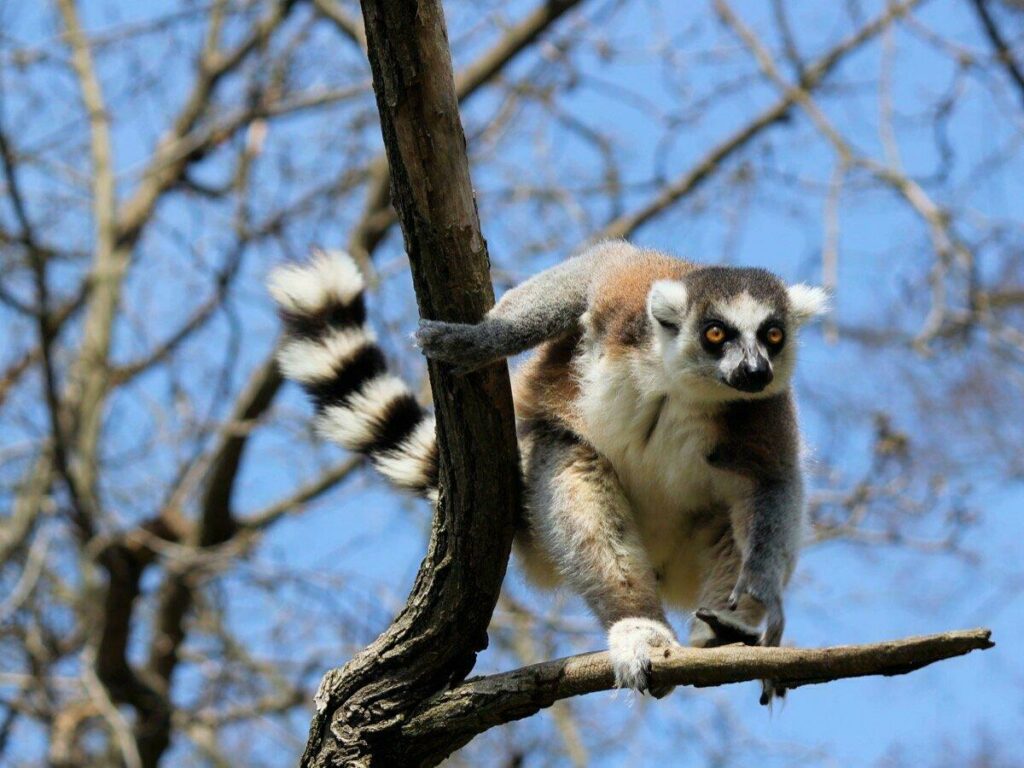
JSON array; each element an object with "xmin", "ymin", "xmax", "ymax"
[{"xmin": 731, "ymin": 357, "xmax": 773, "ymax": 393}]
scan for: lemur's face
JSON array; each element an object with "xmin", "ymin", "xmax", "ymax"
[{"xmin": 646, "ymin": 267, "xmax": 827, "ymax": 400}]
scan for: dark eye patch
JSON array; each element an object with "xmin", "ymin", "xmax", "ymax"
[
  {"xmin": 701, "ymin": 319, "xmax": 736, "ymax": 338},
  {"xmin": 699, "ymin": 319, "xmax": 736, "ymax": 356},
  {"xmin": 758, "ymin": 319, "xmax": 786, "ymax": 350}
]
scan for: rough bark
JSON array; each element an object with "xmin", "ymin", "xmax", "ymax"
[{"xmin": 300, "ymin": 1, "xmax": 521, "ymax": 766}]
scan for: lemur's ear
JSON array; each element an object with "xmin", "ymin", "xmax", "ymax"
[
  {"xmin": 786, "ymin": 284, "xmax": 829, "ymax": 324},
  {"xmin": 648, "ymin": 280, "xmax": 688, "ymax": 328}
]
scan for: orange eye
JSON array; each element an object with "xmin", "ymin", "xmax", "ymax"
[
  {"xmin": 765, "ymin": 326, "xmax": 785, "ymax": 345},
  {"xmin": 704, "ymin": 325, "xmax": 726, "ymax": 344}
]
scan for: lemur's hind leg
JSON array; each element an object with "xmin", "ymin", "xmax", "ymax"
[
  {"xmin": 415, "ymin": 244, "xmax": 624, "ymax": 371},
  {"xmin": 523, "ymin": 424, "xmax": 680, "ymax": 697}
]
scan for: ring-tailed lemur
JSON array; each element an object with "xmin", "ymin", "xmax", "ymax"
[{"xmin": 268, "ymin": 241, "xmax": 826, "ymax": 703}]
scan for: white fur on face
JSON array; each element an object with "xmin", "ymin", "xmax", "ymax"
[
  {"xmin": 647, "ymin": 280, "xmax": 695, "ymax": 376},
  {"xmin": 717, "ymin": 291, "xmax": 772, "ymax": 332},
  {"xmin": 717, "ymin": 340, "xmax": 758, "ymax": 380},
  {"xmin": 712, "ymin": 293, "xmax": 773, "ymax": 386}
]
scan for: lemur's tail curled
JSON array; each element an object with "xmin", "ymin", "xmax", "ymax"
[{"xmin": 268, "ymin": 250, "xmax": 439, "ymax": 499}]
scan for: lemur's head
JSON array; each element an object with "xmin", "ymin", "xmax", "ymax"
[{"xmin": 646, "ymin": 266, "xmax": 827, "ymax": 400}]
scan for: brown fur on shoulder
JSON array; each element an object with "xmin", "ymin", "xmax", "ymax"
[
  {"xmin": 588, "ymin": 248, "xmax": 694, "ymax": 355},
  {"xmin": 515, "ymin": 246, "xmax": 696, "ymax": 433}
]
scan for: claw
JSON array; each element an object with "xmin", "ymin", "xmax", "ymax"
[
  {"xmin": 637, "ymin": 657, "xmax": 653, "ymax": 692},
  {"xmin": 760, "ymin": 679, "xmax": 787, "ymax": 706},
  {"xmin": 727, "ymin": 571, "xmax": 748, "ymax": 610},
  {"xmin": 756, "ymin": 599, "xmax": 786, "ymax": 706}
]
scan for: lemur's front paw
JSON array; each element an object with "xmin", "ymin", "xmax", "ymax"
[
  {"xmin": 607, "ymin": 618, "xmax": 679, "ymax": 698},
  {"xmin": 729, "ymin": 571, "xmax": 788, "ymax": 705},
  {"xmin": 728, "ymin": 572, "xmax": 785, "ymax": 647},
  {"xmin": 760, "ymin": 679, "xmax": 787, "ymax": 705}
]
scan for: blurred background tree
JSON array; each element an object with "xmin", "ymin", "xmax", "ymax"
[{"xmin": 0, "ymin": 0, "xmax": 1021, "ymax": 765}]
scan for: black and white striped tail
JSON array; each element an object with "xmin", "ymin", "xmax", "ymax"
[{"xmin": 268, "ymin": 250, "xmax": 438, "ymax": 499}]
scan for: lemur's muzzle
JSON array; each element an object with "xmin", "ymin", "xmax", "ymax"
[{"xmin": 729, "ymin": 355, "xmax": 773, "ymax": 393}]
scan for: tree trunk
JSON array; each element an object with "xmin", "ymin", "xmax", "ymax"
[{"xmin": 300, "ymin": 1, "xmax": 521, "ymax": 765}]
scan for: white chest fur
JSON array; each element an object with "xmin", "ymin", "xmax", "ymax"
[{"xmin": 576, "ymin": 351, "xmax": 740, "ymax": 605}]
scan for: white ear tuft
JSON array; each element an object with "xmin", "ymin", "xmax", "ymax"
[
  {"xmin": 647, "ymin": 280, "xmax": 688, "ymax": 325},
  {"xmin": 787, "ymin": 284, "xmax": 829, "ymax": 323}
]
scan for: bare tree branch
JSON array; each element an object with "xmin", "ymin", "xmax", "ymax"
[
  {"xmin": 402, "ymin": 629, "xmax": 994, "ymax": 755},
  {"xmin": 312, "ymin": 0, "xmax": 367, "ymax": 52},
  {"xmin": 239, "ymin": 458, "xmax": 362, "ymax": 531},
  {"xmin": 293, "ymin": 2, "xmax": 997, "ymax": 766},
  {"xmin": 600, "ymin": 0, "xmax": 923, "ymax": 240},
  {"xmin": 969, "ymin": 0, "xmax": 1024, "ymax": 109},
  {"xmin": 344, "ymin": 0, "xmax": 586, "ymax": 269},
  {"xmin": 714, "ymin": 0, "xmax": 974, "ymax": 346},
  {"xmin": 3, "ymin": 2, "xmax": 1015, "ymax": 765},
  {"xmin": 453, "ymin": 0, "xmax": 584, "ymax": 97},
  {"xmin": 116, "ymin": 0, "xmax": 298, "ymax": 245}
]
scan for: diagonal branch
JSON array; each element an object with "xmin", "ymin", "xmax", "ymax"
[
  {"xmin": 403, "ymin": 629, "xmax": 994, "ymax": 757},
  {"xmin": 192, "ymin": 0, "xmax": 584, "ymax": 519},
  {"xmin": 969, "ymin": 0, "xmax": 1024, "ymax": 109},
  {"xmin": 116, "ymin": 0, "xmax": 298, "ymax": 245},
  {"xmin": 714, "ymin": 0, "xmax": 973, "ymax": 346},
  {"xmin": 239, "ymin": 458, "xmax": 362, "ymax": 531},
  {"xmin": 196, "ymin": 356, "xmax": 284, "ymax": 547},
  {"xmin": 312, "ymin": 0, "xmax": 367, "ymax": 52},
  {"xmin": 0, "ymin": 290, "xmax": 87, "ymax": 411},
  {"xmin": 599, "ymin": 0, "xmax": 924, "ymax": 241},
  {"xmin": 453, "ymin": 0, "xmax": 584, "ymax": 97}
]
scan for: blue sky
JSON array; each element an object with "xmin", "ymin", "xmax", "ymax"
[{"xmin": 2, "ymin": 0, "xmax": 1022, "ymax": 765}]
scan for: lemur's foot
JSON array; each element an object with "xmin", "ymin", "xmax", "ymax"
[
  {"xmin": 693, "ymin": 608, "xmax": 788, "ymax": 706},
  {"xmin": 692, "ymin": 607, "xmax": 760, "ymax": 647},
  {"xmin": 414, "ymin": 320, "xmax": 492, "ymax": 373},
  {"xmin": 414, "ymin": 320, "xmax": 470, "ymax": 360},
  {"xmin": 607, "ymin": 617, "xmax": 680, "ymax": 698}
]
